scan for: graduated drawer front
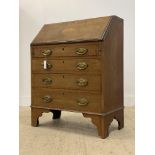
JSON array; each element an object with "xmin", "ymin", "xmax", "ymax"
[
  {"xmin": 32, "ymin": 89, "xmax": 101, "ymax": 113},
  {"xmin": 32, "ymin": 74, "xmax": 101, "ymax": 91},
  {"xmin": 31, "ymin": 42, "xmax": 99, "ymax": 58},
  {"xmin": 32, "ymin": 58, "xmax": 101, "ymax": 73}
]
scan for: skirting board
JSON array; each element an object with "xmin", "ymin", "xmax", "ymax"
[{"xmin": 20, "ymin": 95, "xmax": 135, "ymax": 106}]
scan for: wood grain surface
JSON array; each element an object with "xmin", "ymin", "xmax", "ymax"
[
  {"xmin": 32, "ymin": 74, "xmax": 101, "ymax": 91},
  {"xmin": 31, "ymin": 16, "xmax": 111, "ymax": 45},
  {"xmin": 32, "ymin": 58, "xmax": 101, "ymax": 74},
  {"xmin": 31, "ymin": 42, "xmax": 99, "ymax": 57},
  {"xmin": 32, "ymin": 88, "xmax": 101, "ymax": 113}
]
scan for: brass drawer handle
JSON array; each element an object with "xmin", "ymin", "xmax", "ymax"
[
  {"xmin": 42, "ymin": 77, "xmax": 52, "ymax": 84},
  {"xmin": 77, "ymin": 98, "xmax": 89, "ymax": 106},
  {"xmin": 41, "ymin": 61, "xmax": 52, "ymax": 69},
  {"xmin": 77, "ymin": 78, "xmax": 88, "ymax": 87},
  {"xmin": 42, "ymin": 95, "xmax": 53, "ymax": 103},
  {"xmin": 42, "ymin": 49, "xmax": 52, "ymax": 56},
  {"xmin": 76, "ymin": 62, "xmax": 88, "ymax": 70},
  {"xmin": 76, "ymin": 48, "xmax": 88, "ymax": 55}
]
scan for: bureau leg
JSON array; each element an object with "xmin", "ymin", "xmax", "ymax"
[
  {"xmin": 31, "ymin": 115, "xmax": 39, "ymax": 127},
  {"xmin": 83, "ymin": 113, "xmax": 111, "ymax": 139},
  {"xmin": 51, "ymin": 110, "xmax": 61, "ymax": 119},
  {"xmin": 98, "ymin": 115, "xmax": 113, "ymax": 139},
  {"xmin": 83, "ymin": 109, "xmax": 124, "ymax": 139},
  {"xmin": 31, "ymin": 107, "xmax": 50, "ymax": 127},
  {"xmin": 100, "ymin": 109, "xmax": 124, "ymax": 138},
  {"xmin": 114, "ymin": 109, "xmax": 124, "ymax": 130}
]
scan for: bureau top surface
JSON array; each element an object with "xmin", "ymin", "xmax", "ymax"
[{"xmin": 31, "ymin": 16, "xmax": 116, "ymax": 45}]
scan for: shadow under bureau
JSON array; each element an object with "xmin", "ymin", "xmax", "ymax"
[{"xmin": 30, "ymin": 15, "xmax": 124, "ymax": 139}]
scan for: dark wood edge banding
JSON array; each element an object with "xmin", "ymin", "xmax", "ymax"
[
  {"xmin": 100, "ymin": 16, "xmax": 113, "ymax": 41},
  {"xmin": 31, "ymin": 39, "xmax": 101, "ymax": 46},
  {"xmin": 31, "ymin": 56, "xmax": 102, "ymax": 60},
  {"xmin": 30, "ymin": 106, "xmax": 124, "ymax": 116}
]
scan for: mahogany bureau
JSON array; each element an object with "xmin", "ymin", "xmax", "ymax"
[{"xmin": 30, "ymin": 15, "xmax": 124, "ymax": 139}]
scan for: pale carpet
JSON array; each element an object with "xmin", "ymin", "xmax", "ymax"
[{"xmin": 19, "ymin": 107, "xmax": 134, "ymax": 155}]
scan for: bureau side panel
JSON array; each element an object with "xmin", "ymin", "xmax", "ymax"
[{"xmin": 101, "ymin": 16, "xmax": 123, "ymax": 112}]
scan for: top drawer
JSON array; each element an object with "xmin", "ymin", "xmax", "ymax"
[{"xmin": 31, "ymin": 42, "xmax": 99, "ymax": 58}]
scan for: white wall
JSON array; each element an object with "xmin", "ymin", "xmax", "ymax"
[{"xmin": 19, "ymin": 0, "xmax": 135, "ymax": 106}]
